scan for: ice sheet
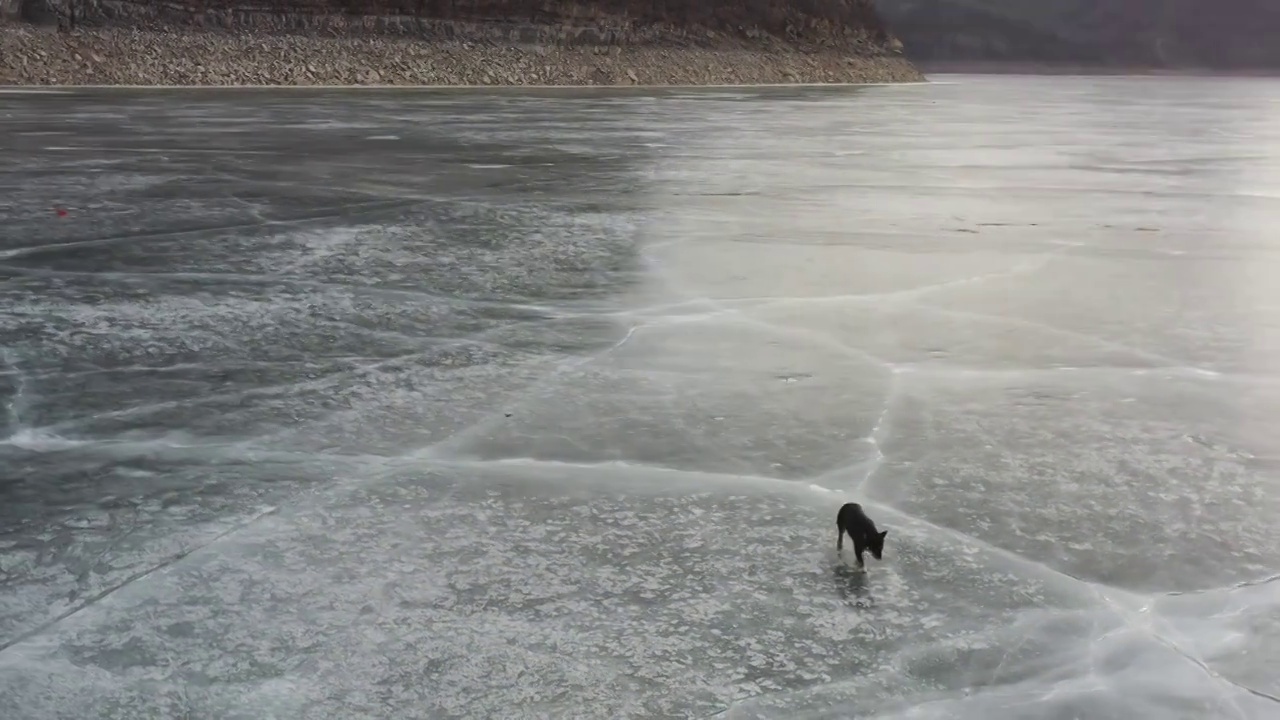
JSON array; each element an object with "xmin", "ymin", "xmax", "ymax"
[{"xmin": 3, "ymin": 77, "xmax": 1280, "ymax": 718}]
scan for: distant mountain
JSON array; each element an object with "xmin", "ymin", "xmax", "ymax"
[{"xmin": 878, "ymin": 0, "xmax": 1280, "ymax": 69}]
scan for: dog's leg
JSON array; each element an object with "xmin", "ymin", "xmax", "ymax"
[
  {"xmin": 836, "ymin": 524, "xmax": 844, "ymax": 554},
  {"xmin": 854, "ymin": 540, "xmax": 867, "ymax": 571}
]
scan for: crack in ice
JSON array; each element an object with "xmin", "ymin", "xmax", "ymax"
[
  {"xmin": 0, "ymin": 505, "xmax": 280, "ymax": 655},
  {"xmin": 415, "ymin": 321, "xmax": 644, "ymax": 458},
  {"xmin": 1162, "ymin": 573, "xmax": 1280, "ymax": 598},
  {"xmin": 0, "ymin": 199, "xmax": 413, "ymax": 261},
  {"xmin": 909, "ymin": 303, "xmax": 1216, "ymax": 374},
  {"xmin": 22, "ymin": 324, "xmax": 527, "ymax": 437},
  {"xmin": 717, "ymin": 253, "xmax": 1061, "ymax": 310},
  {"xmin": 0, "ymin": 263, "xmax": 570, "ymax": 315}
]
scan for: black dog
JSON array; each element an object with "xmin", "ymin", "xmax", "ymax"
[{"xmin": 836, "ymin": 502, "xmax": 888, "ymax": 570}]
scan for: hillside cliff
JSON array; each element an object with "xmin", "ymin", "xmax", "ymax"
[
  {"xmin": 879, "ymin": 0, "xmax": 1280, "ymax": 70},
  {"xmin": 1, "ymin": 0, "xmax": 922, "ymax": 86},
  {"xmin": 8, "ymin": 0, "xmax": 898, "ymax": 50}
]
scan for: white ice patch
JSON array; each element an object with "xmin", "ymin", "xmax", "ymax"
[{"xmin": 2, "ymin": 428, "xmax": 84, "ymax": 451}]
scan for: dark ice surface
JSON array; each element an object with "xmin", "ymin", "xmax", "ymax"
[{"xmin": 2, "ymin": 76, "xmax": 1279, "ymax": 718}]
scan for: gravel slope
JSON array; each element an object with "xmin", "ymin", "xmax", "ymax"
[{"xmin": 0, "ymin": 25, "xmax": 923, "ymax": 86}]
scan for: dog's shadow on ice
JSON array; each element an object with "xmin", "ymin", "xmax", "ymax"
[{"xmin": 831, "ymin": 562, "xmax": 875, "ymax": 609}]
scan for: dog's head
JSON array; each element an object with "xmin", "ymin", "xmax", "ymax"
[{"xmin": 868, "ymin": 530, "xmax": 888, "ymax": 560}]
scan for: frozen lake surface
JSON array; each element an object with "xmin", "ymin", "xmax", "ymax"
[{"xmin": 2, "ymin": 75, "xmax": 1280, "ymax": 718}]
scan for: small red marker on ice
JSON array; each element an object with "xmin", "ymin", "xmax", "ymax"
[{"xmin": 55, "ymin": 207, "xmax": 69, "ymax": 217}]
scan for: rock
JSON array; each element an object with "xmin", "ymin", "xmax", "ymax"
[{"xmin": 0, "ymin": 21, "xmax": 923, "ymax": 88}]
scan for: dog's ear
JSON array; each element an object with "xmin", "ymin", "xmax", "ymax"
[{"xmin": 878, "ymin": 530, "xmax": 888, "ymax": 541}]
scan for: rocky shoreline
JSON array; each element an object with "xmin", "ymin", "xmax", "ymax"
[{"xmin": 0, "ymin": 23, "xmax": 923, "ymax": 87}]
